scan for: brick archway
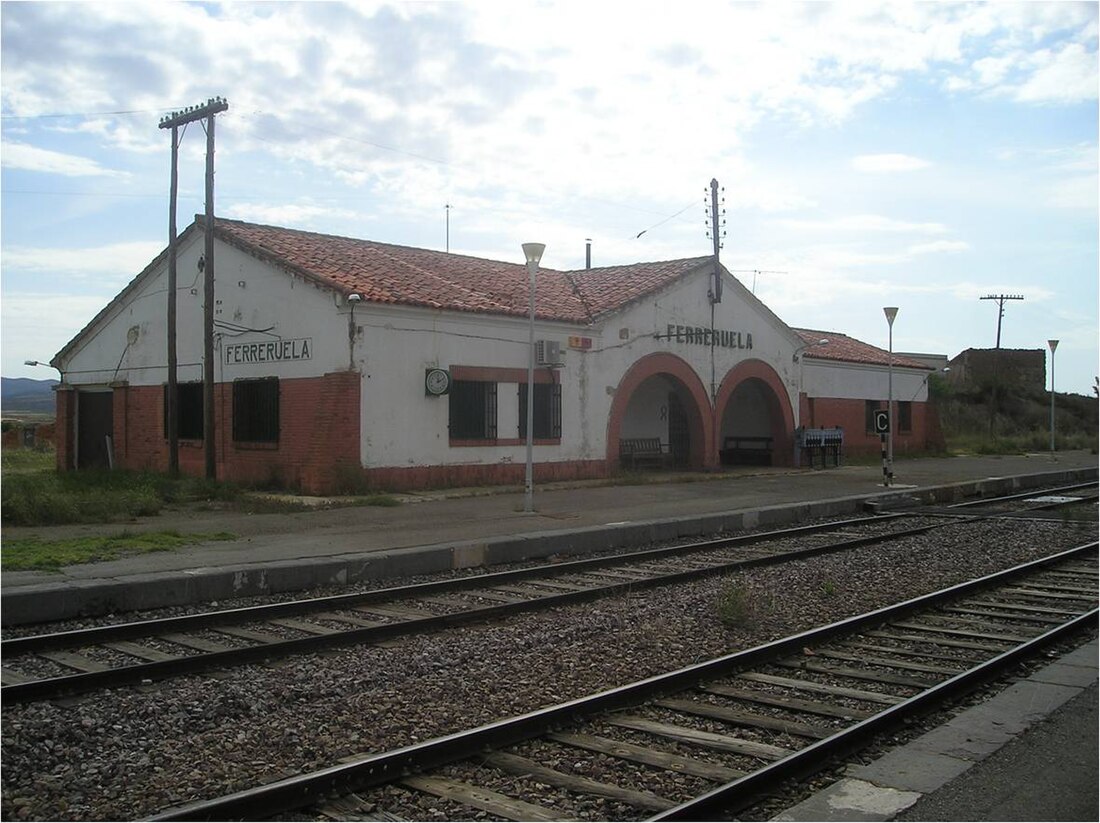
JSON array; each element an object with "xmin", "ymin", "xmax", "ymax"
[
  {"xmin": 715, "ymin": 359, "xmax": 795, "ymax": 467},
  {"xmin": 606, "ymin": 352, "xmax": 714, "ymax": 470}
]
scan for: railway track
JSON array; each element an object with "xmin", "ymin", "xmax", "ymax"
[
  {"xmin": 3, "ymin": 484, "xmax": 1094, "ymax": 703},
  {"xmin": 149, "ymin": 542, "xmax": 1098, "ymax": 821}
]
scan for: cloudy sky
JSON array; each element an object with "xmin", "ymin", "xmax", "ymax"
[{"xmin": 2, "ymin": 1, "xmax": 1097, "ymax": 393}]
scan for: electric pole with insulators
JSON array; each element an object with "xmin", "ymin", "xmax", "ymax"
[{"xmin": 159, "ymin": 97, "xmax": 229, "ymax": 480}]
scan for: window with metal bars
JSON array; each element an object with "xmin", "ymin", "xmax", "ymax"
[
  {"xmin": 163, "ymin": 382, "xmax": 204, "ymax": 440},
  {"xmin": 518, "ymin": 382, "xmax": 562, "ymax": 439},
  {"xmin": 898, "ymin": 400, "xmax": 912, "ymax": 433},
  {"xmin": 233, "ymin": 377, "xmax": 280, "ymax": 443},
  {"xmin": 448, "ymin": 380, "xmax": 497, "ymax": 440}
]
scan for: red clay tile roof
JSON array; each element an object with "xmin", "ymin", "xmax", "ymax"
[
  {"xmin": 211, "ymin": 217, "xmax": 708, "ymax": 324},
  {"xmin": 794, "ymin": 328, "xmax": 931, "ymax": 370}
]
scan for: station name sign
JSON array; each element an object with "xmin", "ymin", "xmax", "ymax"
[
  {"xmin": 224, "ymin": 337, "xmax": 313, "ymax": 366},
  {"xmin": 662, "ymin": 324, "xmax": 753, "ymax": 350}
]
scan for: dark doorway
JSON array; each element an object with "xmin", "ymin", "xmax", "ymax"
[
  {"xmin": 668, "ymin": 391, "xmax": 690, "ymax": 468},
  {"xmin": 77, "ymin": 391, "xmax": 113, "ymax": 469}
]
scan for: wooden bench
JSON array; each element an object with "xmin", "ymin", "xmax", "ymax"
[
  {"xmin": 719, "ymin": 436, "xmax": 773, "ymax": 466},
  {"xmin": 619, "ymin": 437, "xmax": 669, "ymax": 471}
]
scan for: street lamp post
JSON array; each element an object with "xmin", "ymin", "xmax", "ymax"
[
  {"xmin": 522, "ymin": 242, "xmax": 545, "ymax": 514},
  {"xmin": 1047, "ymin": 339, "xmax": 1059, "ymax": 456},
  {"xmin": 883, "ymin": 307, "xmax": 898, "ymax": 486}
]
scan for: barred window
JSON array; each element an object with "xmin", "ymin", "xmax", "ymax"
[
  {"xmin": 449, "ymin": 380, "xmax": 497, "ymax": 440},
  {"xmin": 518, "ymin": 382, "xmax": 562, "ymax": 439},
  {"xmin": 898, "ymin": 401, "xmax": 912, "ymax": 433},
  {"xmin": 233, "ymin": 378, "xmax": 279, "ymax": 443},
  {"xmin": 164, "ymin": 382, "xmax": 204, "ymax": 440}
]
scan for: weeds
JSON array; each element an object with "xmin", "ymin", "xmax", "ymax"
[
  {"xmin": 716, "ymin": 579, "xmax": 754, "ymax": 627},
  {"xmin": 2, "ymin": 531, "xmax": 236, "ymax": 571},
  {"xmin": 1, "ymin": 460, "xmax": 243, "ymax": 527}
]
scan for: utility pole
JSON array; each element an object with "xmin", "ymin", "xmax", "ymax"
[
  {"xmin": 159, "ymin": 97, "xmax": 228, "ymax": 480},
  {"xmin": 980, "ymin": 293, "xmax": 1024, "ymax": 439},
  {"xmin": 164, "ymin": 123, "xmax": 181, "ymax": 474},
  {"xmin": 445, "ymin": 203, "xmax": 450, "ymax": 253},
  {"xmin": 706, "ymin": 179, "xmax": 725, "ymax": 304},
  {"xmin": 980, "ymin": 294, "xmax": 1024, "ymax": 348}
]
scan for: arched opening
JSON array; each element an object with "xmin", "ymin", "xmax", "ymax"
[
  {"xmin": 606, "ymin": 353, "xmax": 713, "ymax": 471},
  {"xmin": 715, "ymin": 359, "xmax": 795, "ymax": 468}
]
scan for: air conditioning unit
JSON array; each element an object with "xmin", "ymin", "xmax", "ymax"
[{"xmin": 535, "ymin": 339, "xmax": 562, "ymax": 367}]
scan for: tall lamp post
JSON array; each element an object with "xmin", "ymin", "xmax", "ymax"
[
  {"xmin": 884, "ymin": 307, "xmax": 898, "ymax": 485},
  {"xmin": 1047, "ymin": 339, "xmax": 1059, "ymax": 456},
  {"xmin": 522, "ymin": 242, "xmax": 545, "ymax": 514}
]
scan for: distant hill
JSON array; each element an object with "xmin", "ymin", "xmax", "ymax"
[{"xmin": 1, "ymin": 377, "xmax": 58, "ymax": 416}]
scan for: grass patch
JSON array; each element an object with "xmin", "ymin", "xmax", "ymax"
[
  {"xmin": 2, "ymin": 448, "xmax": 246, "ymax": 526},
  {"xmin": 1, "ymin": 446, "xmax": 54, "ymax": 475},
  {"xmin": 362, "ymin": 494, "xmax": 401, "ymax": 507},
  {"xmin": 2, "ymin": 530, "xmax": 236, "ymax": 571}
]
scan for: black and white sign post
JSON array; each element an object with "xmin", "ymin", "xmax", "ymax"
[
  {"xmin": 883, "ymin": 306, "xmax": 898, "ymax": 487},
  {"xmin": 874, "ymin": 409, "xmax": 891, "ymax": 486}
]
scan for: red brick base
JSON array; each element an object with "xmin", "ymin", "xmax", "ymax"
[
  {"xmin": 799, "ymin": 395, "xmax": 945, "ymax": 457},
  {"xmin": 58, "ymin": 372, "xmax": 362, "ymax": 494}
]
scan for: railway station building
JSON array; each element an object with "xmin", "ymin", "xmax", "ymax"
[{"xmin": 51, "ymin": 217, "xmax": 939, "ymax": 493}]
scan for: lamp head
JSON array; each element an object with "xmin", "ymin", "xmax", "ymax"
[
  {"xmin": 522, "ymin": 243, "xmax": 545, "ymax": 267},
  {"xmin": 347, "ymin": 293, "xmax": 362, "ymax": 303}
]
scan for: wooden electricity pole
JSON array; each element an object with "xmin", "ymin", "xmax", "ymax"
[
  {"xmin": 159, "ymin": 97, "xmax": 228, "ymax": 480},
  {"xmin": 981, "ymin": 293, "xmax": 1024, "ymax": 349},
  {"xmin": 166, "ymin": 124, "xmax": 180, "ymax": 474},
  {"xmin": 980, "ymin": 293, "xmax": 1024, "ymax": 438}
]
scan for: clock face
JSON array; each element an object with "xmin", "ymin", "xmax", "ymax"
[{"xmin": 425, "ymin": 368, "xmax": 451, "ymax": 396}]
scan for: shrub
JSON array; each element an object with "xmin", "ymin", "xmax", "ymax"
[{"xmin": 716, "ymin": 579, "xmax": 753, "ymax": 627}]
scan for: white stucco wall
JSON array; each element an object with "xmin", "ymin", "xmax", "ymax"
[
  {"xmin": 60, "ymin": 240, "xmax": 928, "ymax": 474},
  {"xmin": 351, "ymin": 303, "xmax": 589, "ymax": 467},
  {"xmin": 802, "ymin": 359, "xmax": 930, "ymax": 403},
  {"xmin": 59, "ymin": 233, "xmax": 353, "ymax": 388}
]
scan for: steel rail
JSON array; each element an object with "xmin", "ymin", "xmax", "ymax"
[
  {"xmin": 654, "ymin": 607, "xmax": 1098, "ymax": 821},
  {"xmin": 4, "ymin": 514, "xmax": 902, "ymax": 655},
  {"xmin": 13, "ymin": 479, "xmax": 1092, "ymax": 656},
  {"xmin": 0, "ymin": 515, "xmax": 944, "ymax": 704},
  {"xmin": 945, "ymin": 480, "xmax": 1096, "ymax": 509},
  {"xmin": 148, "ymin": 541, "xmax": 1097, "ymax": 822}
]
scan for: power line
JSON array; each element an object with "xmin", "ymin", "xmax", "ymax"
[{"xmin": 1, "ymin": 107, "xmax": 176, "ymax": 120}]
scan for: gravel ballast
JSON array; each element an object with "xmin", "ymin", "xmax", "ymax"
[{"xmin": 1, "ymin": 518, "xmax": 1095, "ymax": 821}]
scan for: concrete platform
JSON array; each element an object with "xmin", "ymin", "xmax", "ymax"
[
  {"xmin": 772, "ymin": 639, "xmax": 1099, "ymax": 822},
  {"xmin": 2, "ymin": 451, "xmax": 1096, "ymax": 624}
]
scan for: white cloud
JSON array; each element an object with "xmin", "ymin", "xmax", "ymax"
[
  {"xmin": 1, "ymin": 293, "xmax": 113, "ymax": 374},
  {"xmin": 222, "ymin": 202, "xmax": 361, "ymax": 227},
  {"xmin": 2, "ymin": 241, "xmax": 163, "ymax": 278},
  {"xmin": 779, "ymin": 215, "xmax": 951, "ymax": 235},
  {"xmin": 851, "ymin": 153, "xmax": 932, "ymax": 173},
  {"xmin": 1016, "ymin": 42, "xmax": 1099, "ymax": 103},
  {"xmin": 1, "ymin": 141, "xmax": 125, "ymax": 177}
]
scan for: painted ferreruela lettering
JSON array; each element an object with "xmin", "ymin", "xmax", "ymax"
[
  {"xmin": 664, "ymin": 324, "xmax": 753, "ymax": 350},
  {"xmin": 224, "ymin": 337, "xmax": 313, "ymax": 365}
]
